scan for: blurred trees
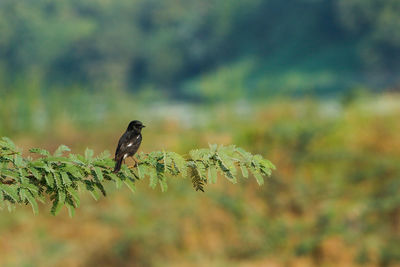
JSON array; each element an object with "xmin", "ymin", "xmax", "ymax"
[
  {"xmin": 0, "ymin": 0, "xmax": 399, "ymax": 97},
  {"xmin": 337, "ymin": 0, "xmax": 400, "ymax": 77},
  {"xmin": 1, "ymin": 96, "xmax": 400, "ymax": 266}
]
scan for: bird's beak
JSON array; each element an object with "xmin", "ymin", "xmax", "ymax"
[{"xmin": 142, "ymin": 125, "xmax": 146, "ymax": 128}]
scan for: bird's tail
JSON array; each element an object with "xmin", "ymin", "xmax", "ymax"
[{"xmin": 113, "ymin": 157, "xmax": 123, "ymax": 173}]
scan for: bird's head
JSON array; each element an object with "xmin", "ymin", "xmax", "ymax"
[{"xmin": 127, "ymin": 120, "xmax": 146, "ymax": 132}]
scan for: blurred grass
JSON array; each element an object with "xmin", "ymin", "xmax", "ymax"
[{"xmin": 1, "ymin": 92, "xmax": 400, "ymax": 266}]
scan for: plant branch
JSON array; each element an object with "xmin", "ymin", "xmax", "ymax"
[{"xmin": 0, "ymin": 137, "xmax": 275, "ymax": 216}]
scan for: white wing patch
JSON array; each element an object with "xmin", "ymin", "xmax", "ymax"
[
  {"xmin": 127, "ymin": 136, "xmax": 140, "ymax": 147},
  {"xmin": 123, "ymin": 154, "xmax": 128, "ymax": 159}
]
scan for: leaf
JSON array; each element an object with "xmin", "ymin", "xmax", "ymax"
[
  {"xmin": 121, "ymin": 165, "xmax": 133, "ymax": 178},
  {"xmin": 13, "ymin": 154, "xmax": 25, "ymax": 167},
  {"xmin": 0, "ymin": 185, "xmax": 19, "ymax": 202},
  {"xmin": 94, "ymin": 166, "xmax": 104, "ymax": 181},
  {"xmin": 251, "ymin": 169, "xmax": 264, "ymax": 185},
  {"xmin": 95, "ymin": 182, "xmax": 107, "ymax": 197},
  {"xmin": 29, "ymin": 148, "xmax": 50, "ymax": 156},
  {"xmin": 137, "ymin": 164, "xmax": 146, "ymax": 179},
  {"xmin": 266, "ymin": 160, "xmax": 276, "ymax": 170},
  {"xmin": 67, "ymin": 203, "xmax": 75, "ymax": 218},
  {"xmin": 54, "ymin": 145, "xmax": 71, "ymax": 157},
  {"xmin": 6, "ymin": 202, "xmax": 15, "ymax": 212},
  {"xmin": 196, "ymin": 161, "xmax": 208, "ymax": 180},
  {"xmin": 219, "ymin": 153, "xmax": 237, "ymax": 175},
  {"xmin": 1, "ymin": 137, "xmax": 16, "ymax": 150},
  {"xmin": 236, "ymin": 147, "xmax": 252, "ymax": 162},
  {"xmin": 22, "ymin": 182, "xmax": 39, "ymax": 193},
  {"xmin": 115, "ymin": 177, "xmax": 122, "ymax": 189},
  {"xmin": 169, "ymin": 152, "xmax": 187, "ymax": 176},
  {"xmin": 149, "ymin": 168, "xmax": 158, "ymax": 189},
  {"xmin": 68, "ymin": 154, "xmax": 86, "ymax": 165},
  {"xmin": 107, "ymin": 172, "xmax": 119, "ymax": 181},
  {"xmin": 0, "ymin": 190, "xmax": 4, "ymax": 209},
  {"xmin": 54, "ymin": 173, "xmax": 63, "ymax": 188},
  {"xmin": 21, "ymin": 189, "xmax": 39, "ymax": 215},
  {"xmin": 19, "ymin": 170, "xmax": 29, "ymax": 184},
  {"xmin": 217, "ymin": 160, "xmax": 234, "ymax": 180},
  {"xmin": 163, "ymin": 151, "xmax": 168, "ymax": 173},
  {"xmin": 94, "ymin": 159, "xmax": 111, "ymax": 169},
  {"xmin": 85, "ymin": 148, "xmax": 94, "ymax": 161},
  {"xmin": 64, "ymin": 165, "xmax": 83, "ymax": 179},
  {"xmin": 1, "ymin": 169, "xmax": 19, "ymax": 180},
  {"xmin": 29, "ymin": 160, "xmax": 49, "ymax": 170},
  {"xmin": 240, "ymin": 163, "xmax": 249, "ymax": 178},
  {"xmin": 28, "ymin": 167, "xmax": 41, "ymax": 180},
  {"xmin": 45, "ymin": 156, "xmax": 73, "ymax": 164},
  {"xmin": 89, "ymin": 189, "xmax": 100, "ymax": 201},
  {"xmin": 58, "ymin": 190, "xmax": 66, "ymax": 204},
  {"xmin": 209, "ymin": 143, "xmax": 218, "ymax": 152},
  {"xmin": 95, "ymin": 150, "xmax": 111, "ymax": 160},
  {"xmin": 45, "ymin": 173, "xmax": 55, "ymax": 188},
  {"xmin": 191, "ymin": 168, "xmax": 205, "ymax": 192},
  {"xmin": 61, "ymin": 172, "xmax": 72, "ymax": 186},
  {"xmin": 51, "ymin": 200, "xmax": 64, "ymax": 216},
  {"xmin": 67, "ymin": 188, "xmax": 80, "ymax": 208},
  {"xmin": 208, "ymin": 166, "xmax": 217, "ymax": 184},
  {"xmin": 36, "ymin": 194, "xmax": 46, "ymax": 204},
  {"xmin": 159, "ymin": 177, "xmax": 168, "ymax": 192},
  {"xmin": 124, "ymin": 179, "xmax": 136, "ymax": 193}
]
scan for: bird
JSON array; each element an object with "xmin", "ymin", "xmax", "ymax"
[{"xmin": 113, "ymin": 120, "xmax": 145, "ymax": 173}]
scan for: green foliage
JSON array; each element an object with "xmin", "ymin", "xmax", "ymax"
[
  {"xmin": 0, "ymin": 137, "xmax": 274, "ymax": 216},
  {"xmin": 0, "ymin": 0, "xmax": 399, "ymax": 98}
]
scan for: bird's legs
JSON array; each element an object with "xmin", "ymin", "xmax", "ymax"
[{"xmin": 128, "ymin": 157, "xmax": 138, "ymax": 169}]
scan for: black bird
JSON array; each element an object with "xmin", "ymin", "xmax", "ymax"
[{"xmin": 113, "ymin": 120, "xmax": 145, "ymax": 173}]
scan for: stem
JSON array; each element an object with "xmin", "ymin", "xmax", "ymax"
[{"xmin": 0, "ymin": 179, "xmax": 15, "ymax": 185}]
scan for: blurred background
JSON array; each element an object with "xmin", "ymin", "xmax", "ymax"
[{"xmin": 1, "ymin": 0, "xmax": 400, "ymax": 266}]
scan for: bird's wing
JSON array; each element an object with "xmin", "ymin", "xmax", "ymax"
[
  {"xmin": 115, "ymin": 133, "xmax": 141, "ymax": 159},
  {"xmin": 115, "ymin": 133, "xmax": 128, "ymax": 159},
  {"xmin": 115, "ymin": 141, "xmax": 122, "ymax": 159}
]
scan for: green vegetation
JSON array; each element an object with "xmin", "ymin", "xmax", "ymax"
[
  {"xmin": 1, "ymin": 94, "xmax": 399, "ymax": 266},
  {"xmin": 0, "ymin": 0, "xmax": 399, "ymax": 97},
  {"xmin": 1, "ymin": 0, "xmax": 399, "ymax": 266},
  {"xmin": 0, "ymin": 137, "xmax": 274, "ymax": 216}
]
